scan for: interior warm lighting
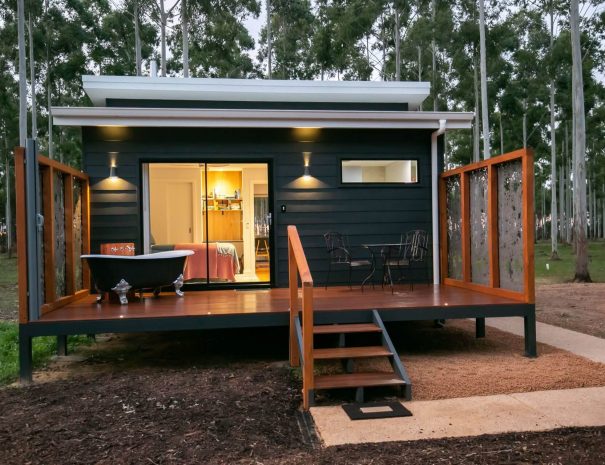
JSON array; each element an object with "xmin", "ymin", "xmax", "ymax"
[
  {"xmin": 109, "ymin": 164, "xmax": 118, "ymax": 180},
  {"xmin": 293, "ymin": 127, "xmax": 321, "ymax": 142}
]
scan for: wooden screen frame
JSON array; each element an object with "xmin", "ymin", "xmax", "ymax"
[
  {"xmin": 439, "ymin": 148, "xmax": 535, "ymax": 303},
  {"xmin": 16, "ymin": 149, "xmax": 91, "ymax": 323}
]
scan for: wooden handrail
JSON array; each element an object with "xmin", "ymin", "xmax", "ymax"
[
  {"xmin": 439, "ymin": 148, "xmax": 535, "ymax": 304},
  {"xmin": 287, "ymin": 225, "xmax": 313, "ymax": 286},
  {"xmin": 287, "ymin": 225, "xmax": 314, "ymax": 410}
]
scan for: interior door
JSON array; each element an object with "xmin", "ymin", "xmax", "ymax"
[{"xmin": 166, "ymin": 182, "xmax": 194, "ymax": 243}]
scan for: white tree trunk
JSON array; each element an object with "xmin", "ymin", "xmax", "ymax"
[
  {"xmin": 570, "ymin": 0, "xmax": 590, "ymax": 281},
  {"xmin": 160, "ymin": 0, "xmax": 167, "ymax": 77},
  {"xmin": 182, "ymin": 0, "xmax": 189, "ymax": 78},
  {"xmin": 478, "ymin": 0, "xmax": 490, "ymax": 159},
  {"xmin": 549, "ymin": 4, "xmax": 557, "ymax": 257},
  {"xmin": 432, "ymin": 0, "xmax": 437, "ymax": 111},
  {"xmin": 29, "ymin": 15, "xmax": 37, "ymax": 139},
  {"xmin": 395, "ymin": 8, "xmax": 400, "ymax": 81},
  {"xmin": 418, "ymin": 45, "xmax": 423, "ymax": 111},
  {"xmin": 266, "ymin": 0, "xmax": 272, "ymax": 79},
  {"xmin": 499, "ymin": 112, "xmax": 503, "ymax": 155},
  {"xmin": 522, "ymin": 100, "xmax": 527, "ymax": 149},
  {"xmin": 473, "ymin": 54, "xmax": 480, "ymax": 162},
  {"xmin": 18, "ymin": 0, "xmax": 27, "ymax": 146},
  {"xmin": 559, "ymin": 151, "xmax": 564, "ymax": 241},
  {"xmin": 134, "ymin": 3, "xmax": 142, "ymax": 76},
  {"xmin": 45, "ymin": 0, "xmax": 53, "ymax": 158},
  {"xmin": 567, "ymin": 159, "xmax": 573, "ymax": 243},
  {"xmin": 4, "ymin": 135, "xmax": 11, "ymax": 256}
]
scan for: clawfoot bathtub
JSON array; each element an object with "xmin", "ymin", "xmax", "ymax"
[{"xmin": 82, "ymin": 250, "xmax": 194, "ymax": 304}]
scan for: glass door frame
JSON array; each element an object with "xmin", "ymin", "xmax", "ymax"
[{"xmin": 140, "ymin": 158, "xmax": 275, "ymax": 290}]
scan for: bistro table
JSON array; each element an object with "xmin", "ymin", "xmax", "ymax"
[{"xmin": 360, "ymin": 243, "xmax": 403, "ymax": 293}]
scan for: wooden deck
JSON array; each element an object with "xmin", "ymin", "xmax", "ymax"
[{"xmin": 35, "ymin": 284, "xmax": 529, "ymax": 324}]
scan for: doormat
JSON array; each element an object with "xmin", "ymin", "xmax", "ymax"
[{"xmin": 342, "ymin": 401, "xmax": 412, "ymax": 420}]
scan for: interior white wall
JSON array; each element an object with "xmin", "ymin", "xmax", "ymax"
[
  {"xmin": 148, "ymin": 164, "xmax": 202, "ymax": 244},
  {"xmin": 362, "ymin": 166, "xmax": 385, "ymax": 182},
  {"xmin": 241, "ymin": 167, "xmax": 268, "ymax": 275},
  {"xmin": 342, "ymin": 166, "xmax": 362, "ymax": 183},
  {"xmin": 385, "ymin": 161, "xmax": 414, "ymax": 183}
]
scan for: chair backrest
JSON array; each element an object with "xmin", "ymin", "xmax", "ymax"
[
  {"xmin": 403, "ymin": 230, "xmax": 429, "ymax": 262},
  {"xmin": 323, "ymin": 232, "xmax": 351, "ymax": 264}
]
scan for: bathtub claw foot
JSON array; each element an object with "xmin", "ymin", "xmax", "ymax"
[
  {"xmin": 112, "ymin": 279, "xmax": 132, "ymax": 305},
  {"xmin": 95, "ymin": 285, "xmax": 104, "ymax": 303},
  {"xmin": 173, "ymin": 274, "xmax": 184, "ymax": 297}
]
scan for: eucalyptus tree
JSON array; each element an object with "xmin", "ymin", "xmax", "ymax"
[
  {"xmin": 92, "ymin": 1, "xmax": 157, "ymax": 76},
  {"xmin": 548, "ymin": 0, "xmax": 559, "ymax": 259},
  {"xmin": 172, "ymin": 0, "xmax": 260, "ymax": 78},
  {"xmin": 570, "ymin": 0, "xmax": 589, "ymax": 281},
  {"xmin": 477, "ymin": 0, "xmax": 490, "ymax": 159},
  {"xmin": 258, "ymin": 0, "xmax": 315, "ymax": 79},
  {"xmin": 310, "ymin": 0, "xmax": 381, "ymax": 80}
]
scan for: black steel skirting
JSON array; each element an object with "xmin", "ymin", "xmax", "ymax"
[{"xmin": 18, "ymin": 303, "xmax": 537, "ymax": 383}]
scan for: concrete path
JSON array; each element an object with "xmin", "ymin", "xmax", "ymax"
[
  {"xmin": 311, "ymin": 386, "xmax": 605, "ymax": 446},
  {"xmin": 486, "ymin": 317, "xmax": 605, "ymax": 364},
  {"xmin": 311, "ymin": 320, "xmax": 605, "ymax": 446}
]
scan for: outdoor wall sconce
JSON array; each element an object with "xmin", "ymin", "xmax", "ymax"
[
  {"xmin": 109, "ymin": 164, "xmax": 117, "ymax": 180},
  {"xmin": 303, "ymin": 164, "xmax": 311, "ymax": 179},
  {"xmin": 108, "ymin": 152, "xmax": 118, "ymax": 180},
  {"xmin": 303, "ymin": 152, "xmax": 311, "ymax": 179}
]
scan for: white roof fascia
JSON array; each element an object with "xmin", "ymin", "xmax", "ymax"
[
  {"xmin": 82, "ymin": 75, "xmax": 431, "ymax": 109},
  {"xmin": 51, "ymin": 107, "xmax": 474, "ymax": 130}
]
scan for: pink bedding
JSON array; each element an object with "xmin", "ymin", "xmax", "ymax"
[{"xmin": 175, "ymin": 243, "xmax": 238, "ymax": 282}]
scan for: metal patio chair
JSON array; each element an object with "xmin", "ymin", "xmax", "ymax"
[
  {"xmin": 386, "ymin": 230, "xmax": 430, "ymax": 291},
  {"xmin": 324, "ymin": 232, "xmax": 372, "ymax": 289}
]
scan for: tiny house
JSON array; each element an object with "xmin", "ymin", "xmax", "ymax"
[
  {"xmin": 16, "ymin": 75, "xmax": 536, "ymax": 408},
  {"xmin": 52, "ymin": 75, "xmax": 473, "ymax": 288}
]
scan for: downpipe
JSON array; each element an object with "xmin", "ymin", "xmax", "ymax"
[{"xmin": 431, "ymin": 120, "xmax": 447, "ymax": 285}]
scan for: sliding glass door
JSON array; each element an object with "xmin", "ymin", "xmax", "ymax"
[{"xmin": 145, "ymin": 162, "xmax": 271, "ymax": 286}]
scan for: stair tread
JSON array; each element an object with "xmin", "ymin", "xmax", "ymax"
[
  {"xmin": 314, "ymin": 346, "xmax": 392, "ymax": 359},
  {"xmin": 313, "ymin": 323, "xmax": 382, "ymax": 334},
  {"xmin": 315, "ymin": 372, "xmax": 405, "ymax": 389}
]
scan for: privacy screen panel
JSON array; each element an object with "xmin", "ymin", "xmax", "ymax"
[
  {"xmin": 470, "ymin": 168, "xmax": 489, "ymax": 285},
  {"xmin": 446, "ymin": 175, "xmax": 462, "ymax": 280},
  {"xmin": 497, "ymin": 160, "xmax": 524, "ymax": 292},
  {"xmin": 54, "ymin": 171, "xmax": 66, "ymax": 298},
  {"xmin": 73, "ymin": 179, "xmax": 83, "ymax": 291}
]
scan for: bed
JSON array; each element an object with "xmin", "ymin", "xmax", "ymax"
[{"xmin": 151, "ymin": 243, "xmax": 240, "ymax": 282}]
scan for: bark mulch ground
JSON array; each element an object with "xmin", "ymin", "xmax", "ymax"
[
  {"xmin": 1, "ymin": 364, "xmax": 604, "ymax": 465},
  {"xmin": 536, "ymin": 283, "xmax": 605, "ymax": 339}
]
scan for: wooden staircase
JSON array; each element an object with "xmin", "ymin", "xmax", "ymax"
[
  {"xmin": 287, "ymin": 226, "xmax": 411, "ymax": 409},
  {"xmin": 297, "ymin": 310, "xmax": 411, "ymax": 406}
]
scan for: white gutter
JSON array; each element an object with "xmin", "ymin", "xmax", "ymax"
[
  {"xmin": 51, "ymin": 106, "xmax": 474, "ymax": 130},
  {"xmin": 431, "ymin": 119, "xmax": 447, "ymax": 285}
]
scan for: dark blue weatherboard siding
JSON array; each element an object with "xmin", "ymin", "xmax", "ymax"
[{"xmin": 82, "ymin": 127, "xmax": 439, "ymax": 288}]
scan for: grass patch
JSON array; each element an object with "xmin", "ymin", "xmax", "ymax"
[
  {"xmin": 0, "ymin": 254, "xmax": 91, "ymax": 385},
  {"xmin": 0, "ymin": 255, "xmax": 18, "ymax": 320},
  {"xmin": 0, "ymin": 322, "xmax": 91, "ymax": 385},
  {"xmin": 535, "ymin": 240, "xmax": 605, "ymax": 284}
]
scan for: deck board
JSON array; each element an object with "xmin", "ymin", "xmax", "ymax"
[{"xmin": 36, "ymin": 285, "xmax": 525, "ymax": 323}]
